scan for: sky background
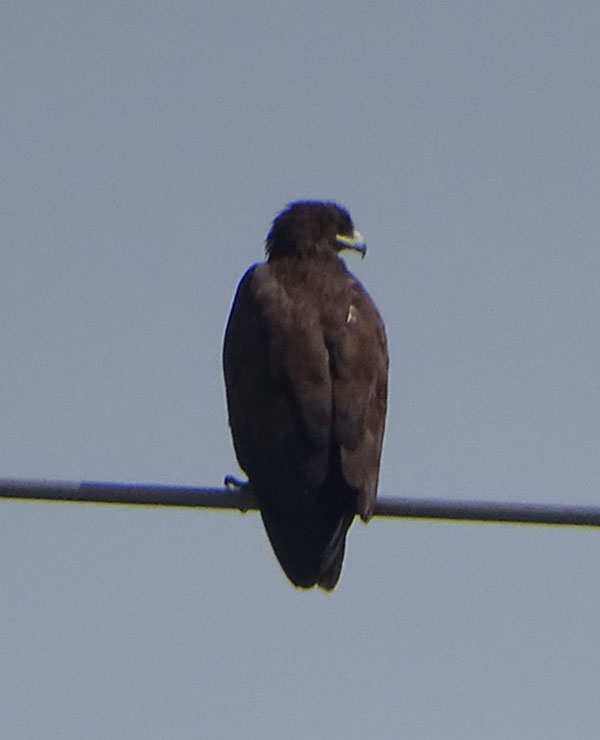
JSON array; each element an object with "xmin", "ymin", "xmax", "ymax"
[{"xmin": 2, "ymin": 1, "xmax": 600, "ymax": 737}]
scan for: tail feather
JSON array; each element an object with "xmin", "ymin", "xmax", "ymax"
[
  {"xmin": 316, "ymin": 510, "xmax": 354, "ymax": 590},
  {"xmin": 259, "ymin": 495, "xmax": 355, "ymax": 590}
]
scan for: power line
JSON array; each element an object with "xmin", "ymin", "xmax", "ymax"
[
  {"xmin": 0, "ymin": 479, "xmax": 254, "ymax": 510},
  {"xmin": 1, "ymin": 478, "xmax": 599, "ymax": 526}
]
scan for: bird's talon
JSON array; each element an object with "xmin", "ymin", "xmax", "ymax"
[{"xmin": 224, "ymin": 475, "xmax": 249, "ymax": 490}]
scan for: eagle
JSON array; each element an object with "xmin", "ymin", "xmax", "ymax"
[{"xmin": 223, "ymin": 201, "xmax": 388, "ymax": 590}]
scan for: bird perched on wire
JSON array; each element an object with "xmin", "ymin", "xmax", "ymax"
[{"xmin": 223, "ymin": 201, "xmax": 388, "ymax": 590}]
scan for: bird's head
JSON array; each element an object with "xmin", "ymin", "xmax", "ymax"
[{"xmin": 266, "ymin": 201, "xmax": 366, "ymax": 261}]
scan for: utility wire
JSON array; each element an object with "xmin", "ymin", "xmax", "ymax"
[{"xmin": 1, "ymin": 478, "xmax": 599, "ymax": 526}]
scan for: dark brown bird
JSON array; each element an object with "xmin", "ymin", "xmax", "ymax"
[{"xmin": 223, "ymin": 201, "xmax": 388, "ymax": 590}]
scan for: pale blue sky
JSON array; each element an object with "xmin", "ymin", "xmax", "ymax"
[{"xmin": 2, "ymin": 2, "xmax": 600, "ymax": 738}]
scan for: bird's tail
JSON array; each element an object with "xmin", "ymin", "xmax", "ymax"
[{"xmin": 259, "ymin": 496, "xmax": 355, "ymax": 591}]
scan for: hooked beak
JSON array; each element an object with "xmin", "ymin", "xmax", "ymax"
[{"xmin": 335, "ymin": 230, "xmax": 367, "ymax": 259}]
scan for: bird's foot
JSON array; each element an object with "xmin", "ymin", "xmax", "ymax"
[{"xmin": 224, "ymin": 474, "xmax": 249, "ymax": 490}]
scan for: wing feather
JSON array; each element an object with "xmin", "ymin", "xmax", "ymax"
[
  {"xmin": 328, "ymin": 283, "xmax": 388, "ymax": 519},
  {"xmin": 223, "ymin": 264, "xmax": 333, "ymax": 497}
]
